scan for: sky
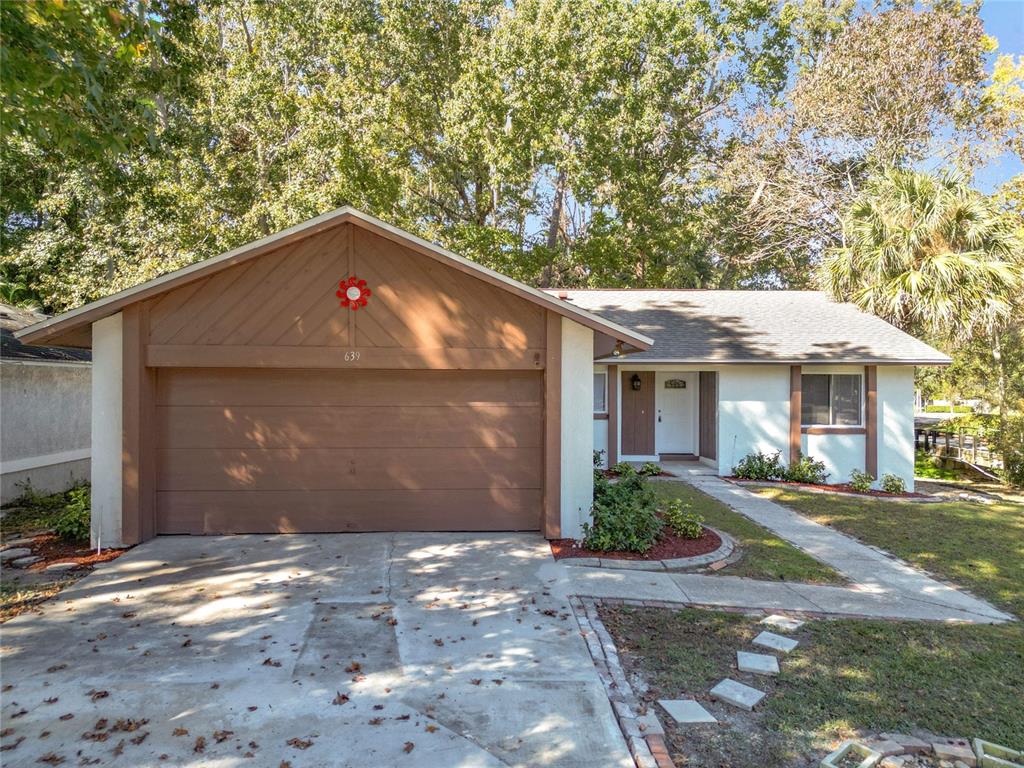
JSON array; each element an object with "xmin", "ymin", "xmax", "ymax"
[{"xmin": 975, "ymin": 0, "xmax": 1024, "ymax": 192}]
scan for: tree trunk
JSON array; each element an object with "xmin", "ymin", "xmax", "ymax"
[{"xmin": 540, "ymin": 169, "xmax": 566, "ymax": 288}]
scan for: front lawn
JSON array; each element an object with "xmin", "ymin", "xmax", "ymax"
[
  {"xmin": 753, "ymin": 486, "xmax": 1024, "ymax": 617},
  {"xmin": 654, "ymin": 482, "xmax": 843, "ymax": 584},
  {"xmin": 602, "ymin": 605, "xmax": 1024, "ymax": 767}
]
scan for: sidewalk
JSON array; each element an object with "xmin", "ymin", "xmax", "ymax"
[{"xmin": 561, "ymin": 465, "xmax": 1013, "ymax": 624}]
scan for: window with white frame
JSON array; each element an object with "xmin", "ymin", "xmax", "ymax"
[
  {"xmin": 801, "ymin": 374, "xmax": 862, "ymax": 426},
  {"xmin": 593, "ymin": 372, "xmax": 607, "ymax": 413}
]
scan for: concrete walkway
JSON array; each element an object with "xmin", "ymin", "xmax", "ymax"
[{"xmin": 567, "ymin": 465, "xmax": 1013, "ymax": 624}]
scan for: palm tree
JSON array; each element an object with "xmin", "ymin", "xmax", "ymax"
[{"xmin": 819, "ymin": 168, "xmax": 1022, "ymax": 341}]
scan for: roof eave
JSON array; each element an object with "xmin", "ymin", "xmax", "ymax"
[{"xmin": 593, "ymin": 356, "xmax": 952, "ymax": 366}]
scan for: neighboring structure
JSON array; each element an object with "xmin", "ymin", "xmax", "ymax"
[
  {"xmin": 15, "ymin": 208, "xmax": 948, "ymax": 546},
  {"xmin": 1, "ymin": 303, "xmax": 91, "ymax": 504},
  {"xmin": 557, "ymin": 290, "xmax": 949, "ymax": 490}
]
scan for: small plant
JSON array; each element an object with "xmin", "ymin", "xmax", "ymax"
[
  {"xmin": 662, "ymin": 498, "xmax": 704, "ymax": 539},
  {"xmin": 582, "ymin": 474, "xmax": 663, "ymax": 553},
  {"xmin": 610, "ymin": 461, "xmax": 637, "ymax": 477},
  {"xmin": 593, "ymin": 450, "xmax": 605, "ymax": 467},
  {"xmin": 638, "ymin": 462, "xmax": 662, "ymax": 477},
  {"xmin": 848, "ymin": 470, "xmax": 874, "ymax": 493},
  {"xmin": 783, "ymin": 453, "xmax": 829, "ymax": 484},
  {"xmin": 53, "ymin": 486, "xmax": 91, "ymax": 542},
  {"xmin": 732, "ymin": 451, "xmax": 784, "ymax": 481},
  {"xmin": 880, "ymin": 473, "xmax": 906, "ymax": 494}
]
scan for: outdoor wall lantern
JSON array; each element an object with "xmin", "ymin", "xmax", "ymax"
[{"xmin": 631, "ymin": 373, "xmax": 642, "ymax": 391}]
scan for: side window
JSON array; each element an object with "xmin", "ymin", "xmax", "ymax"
[
  {"xmin": 593, "ymin": 372, "xmax": 607, "ymax": 413},
  {"xmin": 801, "ymin": 374, "xmax": 862, "ymax": 426}
]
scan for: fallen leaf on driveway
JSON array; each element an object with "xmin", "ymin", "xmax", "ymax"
[
  {"xmin": 332, "ymin": 692, "xmax": 350, "ymax": 705},
  {"xmin": 194, "ymin": 736, "xmax": 206, "ymax": 753},
  {"xmin": 469, "ymin": 679, "xmax": 481, "ymax": 686},
  {"xmin": 404, "ymin": 742, "xmax": 415, "ymax": 753},
  {"xmin": 343, "ymin": 661, "xmax": 361, "ymax": 673},
  {"xmin": 1, "ymin": 736, "xmax": 25, "ymax": 751},
  {"xmin": 368, "ymin": 718, "xmax": 383, "ymax": 726},
  {"xmin": 46, "ymin": 665, "xmax": 67, "ymax": 674},
  {"xmin": 286, "ymin": 737, "xmax": 313, "ymax": 749},
  {"xmin": 213, "ymin": 730, "xmax": 233, "ymax": 743},
  {"xmin": 425, "ymin": 725, "xmax": 438, "ymax": 733},
  {"xmin": 172, "ymin": 728, "xmax": 188, "ymax": 737},
  {"xmin": 86, "ymin": 690, "xmax": 108, "ymax": 702},
  {"xmin": 262, "ymin": 658, "xmax": 281, "ymax": 667},
  {"xmin": 37, "ymin": 752, "xmax": 64, "ymax": 764},
  {"xmin": 58, "ymin": 715, "xmax": 73, "ymax": 722},
  {"xmin": 43, "ymin": 697, "xmax": 58, "ymax": 705}
]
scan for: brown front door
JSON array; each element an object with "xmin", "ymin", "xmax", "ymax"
[
  {"xmin": 699, "ymin": 371, "xmax": 718, "ymax": 460},
  {"xmin": 621, "ymin": 371, "xmax": 655, "ymax": 455}
]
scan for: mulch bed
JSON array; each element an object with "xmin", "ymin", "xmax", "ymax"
[
  {"xmin": 729, "ymin": 478, "xmax": 928, "ymax": 498},
  {"xmin": 20, "ymin": 534, "xmax": 127, "ymax": 571},
  {"xmin": 550, "ymin": 526, "xmax": 721, "ymax": 561},
  {"xmin": 601, "ymin": 469, "xmax": 676, "ymax": 479}
]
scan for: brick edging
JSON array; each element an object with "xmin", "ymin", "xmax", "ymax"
[
  {"xmin": 560, "ymin": 527, "xmax": 737, "ymax": 572},
  {"xmin": 570, "ymin": 597, "xmax": 677, "ymax": 768}
]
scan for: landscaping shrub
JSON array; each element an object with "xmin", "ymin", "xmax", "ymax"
[
  {"xmin": 53, "ymin": 486, "xmax": 91, "ymax": 541},
  {"xmin": 849, "ymin": 470, "xmax": 874, "ymax": 492},
  {"xmin": 638, "ymin": 462, "xmax": 663, "ymax": 477},
  {"xmin": 997, "ymin": 411, "xmax": 1024, "ymax": 488},
  {"xmin": 593, "ymin": 450, "xmax": 605, "ymax": 467},
  {"xmin": 880, "ymin": 473, "xmax": 906, "ymax": 494},
  {"xmin": 783, "ymin": 453, "xmax": 829, "ymax": 484},
  {"xmin": 610, "ymin": 461, "xmax": 637, "ymax": 477},
  {"xmin": 662, "ymin": 498, "xmax": 704, "ymax": 539},
  {"xmin": 732, "ymin": 451, "xmax": 784, "ymax": 481},
  {"xmin": 582, "ymin": 474, "xmax": 663, "ymax": 553}
]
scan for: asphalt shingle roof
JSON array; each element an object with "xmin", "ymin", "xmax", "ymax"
[
  {"xmin": 552, "ymin": 290, "xmax": 950, "ymax": 364},
  {"xmin": 0, "ymin": 303, "xmax": 92, "ymax": 363}
]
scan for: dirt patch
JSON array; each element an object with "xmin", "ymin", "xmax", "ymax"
[{"xmin": 550, "ymin": 526, "xmax": 721, "ymax": 561}]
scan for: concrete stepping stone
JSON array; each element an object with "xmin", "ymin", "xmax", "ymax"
[
  {"xmin": 736, "ymin": 651, "xmax": 779, "ymax": 676},
  {"xmin": 45, "ymin": 562, "xmax": 79, "ymax": 572},
  {"xmin": 658, "ymin": 699, "xmax": 717, "ymax": 724},
  {"xmin": 753, "ymin": 631, "xmax": 799, "ymax": 653},
  {"xmin": 0, "ymin": 547, "xmax": 32, "ymax": 561},
  {"xmin": 11, "ymin": 555, "xmax": 42, "ymax": 567},
  {"xmin": 709, "ymin": 678, "xmax": 765, "ymax": 711},
  {"xmin": 760, "ymin": 614, "xmax": 804, "ymax": 632}
]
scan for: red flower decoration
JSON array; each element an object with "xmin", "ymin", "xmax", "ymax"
[{"xmin": 336, "ymin": 275, "xmax": 371, "ymax": 311}]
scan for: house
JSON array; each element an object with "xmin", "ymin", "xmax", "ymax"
[
  {"xmin": 15, "ymin": 208, "xmax": 949, "ymax": 546},
  {"xmin": 556, "ymin": 290, "xmax": 949, "ymax": 488},
  {"xmin": 1, "ymin": 303, "xmax": 91, "ymax": 504}
]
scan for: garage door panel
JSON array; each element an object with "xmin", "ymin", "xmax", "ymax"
[
  {"xmin": 157, "ymin": 447, "xmax": 541, "ymax": 491},
  {"xmin": 157, "ymin": 368, "xmax": 541, "ymax": 407},
  {"xmin": 155, "ymin": 368, "xmax": 543, "ymax": 532},
  {"xmin": 156, "ymin": 405, "xmax": 542, "ymax": 449},
  {"xmin": 157, "ymin": 490, "xmax": 542, "ymax": 534}
]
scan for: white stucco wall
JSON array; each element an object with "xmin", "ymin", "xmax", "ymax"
[
  {"xmin": 91, "ymin": 314, "xmax": 123, "ymax": 548},
  {"xmin": 717, "ymin": 366, "xmax": 790, "ymax": 474},
  {"xmin": 802, "ymin": 432, "xmax": 866, "ymax": 484},
  {"xmin": 877, "ymin": 365, "xmax": 916, "ymax": 491},
  {"xmin": 0, "ymin": 360, "xmax": 91, "ymax": 503},
  {"xmin": 561, "ymin": 318, "xmax": 594, "ymax": 540}
]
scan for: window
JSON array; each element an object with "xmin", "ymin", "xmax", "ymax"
[
  {"xmin": 593, "ymin": 372, "xmax": 607, "ymax": 413},
  {"xmin": 801, "ymin": 374, "xmax": 862, "ymax": 426}
]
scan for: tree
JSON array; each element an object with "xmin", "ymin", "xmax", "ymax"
[{"xmin": 820, "ymin": 167, "xmax": 1024, "ymax": 431}]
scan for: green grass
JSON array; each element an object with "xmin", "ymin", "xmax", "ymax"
[
  {"xmin": 654, "ymin": 482, "xmax": 843, "ymax": 585},
  {"xmin": 914, "ymin": 451, "xmax": 964, "ymax": 481},
  {"xmin": 602, "ymin": 605, "xmax": 1024, "ymax": 763},
  {"xmin": 755, "ymin": 487, "xmax": 1024, "ymax": 617}
]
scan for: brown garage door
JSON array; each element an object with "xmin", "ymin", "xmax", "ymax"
[{"xmin": 155, "ymin": 368, "xmax": 543, "ymax": 534}]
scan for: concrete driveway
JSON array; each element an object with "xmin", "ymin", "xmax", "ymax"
[{"xmin": 1, "ymin": 534, "xmax": 632, "ymax": 767}]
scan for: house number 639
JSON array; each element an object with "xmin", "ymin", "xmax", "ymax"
[{"xmin": 344, "ymin": 350, "xmax": 361, "ymax": 362}]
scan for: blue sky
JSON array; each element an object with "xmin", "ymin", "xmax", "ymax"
[{"xmin": 975, "ymin": 0, "xmax": 1023, "ymax": 192}]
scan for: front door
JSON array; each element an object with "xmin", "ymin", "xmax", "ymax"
[
  {"xmin": 621, "ymin": 371, "xmax": 655, "ymax": 456},
  {"xmin": 656, "ymin": 372, "xmax": 695, "ymax": 454}
]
